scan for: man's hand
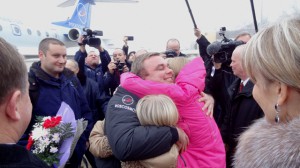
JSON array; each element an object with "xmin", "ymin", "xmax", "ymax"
[
  {"xmin": 123, "ymin": 36, "xmax": 128, "ymax": 46},
  {"xmin": 95, "ymin": 45, "xmax": 104, "ymax": 52},
  {"xmin": 77, "ymin": 35, "xmax": 84, "ymax": 44},
  {"xmin": 122, "ymin": 65, "xmax": 129, "ymax": 73},
  {"xmin": 77, "ymin": 35, "xmax": 86, "ymax": 52},
  {"xmin": 176, "ymin": 127, "xmax": 189, "ymax": 153},
  {"xmin": 194, "ymin": 28, "xmax": 202, "ymax": 39},
  {"xmin": 108, "ymin": 61, "xmax": 116, "ymax": 74},
  {"xmin": 199, "ymin": 92, "xmax": 214, "ymax": 117}
]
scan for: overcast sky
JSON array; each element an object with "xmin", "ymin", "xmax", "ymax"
[{"xmin": 0, "ymin": 0, "xmax": 299, "ymax": 52}]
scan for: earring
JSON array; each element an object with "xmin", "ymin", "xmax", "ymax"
[{"xmin": 274, "ymin": 104, "xmax": 280, "ymax": 123}]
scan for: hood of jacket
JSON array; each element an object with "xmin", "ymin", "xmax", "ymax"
[{"xmin": 233, "ymin": 117, "xmax": 300, "ymax": 168}]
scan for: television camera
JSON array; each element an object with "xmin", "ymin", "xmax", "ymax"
[
  {"xmin": 207, "ymin": 27, "xmax": 245, "ymax": 63},
  {"xmin": 68, "ymin": 28, "xmax": 103, "ymax": 47}
]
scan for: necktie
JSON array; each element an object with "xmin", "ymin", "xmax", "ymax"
[{"xmin": 239, "ymin": 82, "xmax": 244, "ymax": 92}]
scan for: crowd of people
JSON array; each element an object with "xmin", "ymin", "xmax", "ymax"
[{"xmin": 0, "ymin": 16, "xmax": 300, "ymax": 168}]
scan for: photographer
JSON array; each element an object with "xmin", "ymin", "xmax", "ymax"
[
  {"xmin": 195, "ymin": 28, "xmax": 251, "ymax": 75},
  {"xmin": 194, "ymin": 28, "xmax": 250, "ymax": 128},
  {"xmin": 194, "ymin": 28, "xmax": 232, "ymax": 128},
  {"xmin": 74, "ymin": 35, "xmax": 112, "ymax": 97},
  {"xmin": 105, "ymin": 48, "xmax": 131, "ymax": 96},
  {"xmin": 165, "ymin": 38, "xmax": 186, "ymax": 57}
]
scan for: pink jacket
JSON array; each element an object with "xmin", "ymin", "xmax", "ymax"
[{"xmin": 121, "ymin": 57, "xmax": 225, "ymax": 168}]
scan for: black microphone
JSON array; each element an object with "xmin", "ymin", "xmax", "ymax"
[{"xmin": 206, "ymin": 41, "xmax": 222, "ymax": 56}]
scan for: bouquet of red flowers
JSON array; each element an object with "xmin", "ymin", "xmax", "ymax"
[
  {"xmin": 26, "ymin": 116, "xmax": 74, "ymax": 166},
  {"xmin": 26, "ymin": 102, "xmax": 87, "ymax": 168}
]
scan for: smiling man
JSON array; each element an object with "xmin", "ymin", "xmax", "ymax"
[
  {"xmin": 19, "ymin": 38, "xmax": 93, "ymax": 168},
  {"xmin": 105, "ymin": 52, "xmax": 188, "ymax": 162}
]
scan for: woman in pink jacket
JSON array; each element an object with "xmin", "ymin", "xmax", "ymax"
[{"xmin": 121, "ymin": 56, "xmax": 225, "ymax": 167}]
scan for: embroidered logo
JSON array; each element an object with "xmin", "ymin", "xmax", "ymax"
[
  {"xmin": 122, "ymin": 95, "xmax": 134, "ymax": 105},
  {"xmin": 77, "ymin": 3, "xmax": 87, "ymax": 25}
]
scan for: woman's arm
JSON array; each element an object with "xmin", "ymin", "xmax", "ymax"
[{"xmin": 89, "ymin": 120, "xmax": 113, "ymax": 158}]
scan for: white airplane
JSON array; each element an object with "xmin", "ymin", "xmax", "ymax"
[{"xmin": 0, "ymin": 0, "xmax": 138, "ymax": 59}]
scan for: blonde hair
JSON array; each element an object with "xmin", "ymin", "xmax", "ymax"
[
  {"xmin": 167, "ymin": 57, "xmax": 190, "ymax": 78},
  {"xmin": 243, "ymin": 17, "xmax": 300, "ymax": 90},
  {"xmin": 136, "ymin": 95, "xmax": 179, "ymax": 127}
]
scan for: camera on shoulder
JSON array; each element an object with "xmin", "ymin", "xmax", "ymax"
[
  {"xmin": 213, "ymin": 40, "xmax": 244, "ymax": 63},
  {"xmin": 207, "ymin": 26, "xmax": 245, "ymax": 63}
]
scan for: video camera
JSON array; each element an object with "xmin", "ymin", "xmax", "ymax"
[
  {"xmin": 206, "ymin": 27, "xmax": 245, "ymax": 63},
  {"xmin": 82, "ymin": 28, "xmax": 102, "ymax": 47},
  {"xmin": 213, "ymin": 41, "xmax": 244, "ymax": 63}
]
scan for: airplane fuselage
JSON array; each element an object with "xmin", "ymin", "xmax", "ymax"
[{"xmin": 0, "ymin": 17, "xmax": 78, "ymax": 56}]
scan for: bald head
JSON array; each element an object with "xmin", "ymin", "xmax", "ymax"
[
  {"xmin": 66, "ymin": 59, "xmax": 79, "ymax": 74},
  {"xmin": 113, "ymin": 48, "xmax": 126, "ymax": 63},
  {"xmin": 230, "ymin": 44, "xmax": 247, "ymax": 80},
  {"xmin": 166, "ymin": 39, "xmax": 180, "ymax": 56}
]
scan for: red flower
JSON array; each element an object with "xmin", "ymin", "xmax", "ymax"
[
  {"xmin": 26, "ymin": 135, "xmax": 34, "ymax": 150},
  {"xmin": 43, "ymin": 116, "xmax": 62, "ymax": 129}
]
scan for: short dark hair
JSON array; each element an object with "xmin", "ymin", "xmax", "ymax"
[
  {"xmin": 38, "ymin": 38, "xmax": 65, "ymax": 55},
  {"xmin": 0, "ymin": 38, "xmax": 27, "ymax": 104}
]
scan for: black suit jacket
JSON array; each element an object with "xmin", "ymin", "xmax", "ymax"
[{"xmin": 0, "ymin": 144, "xmax": 50, "ymax": 168}]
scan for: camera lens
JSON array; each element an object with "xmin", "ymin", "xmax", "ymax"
[{"xmin": 213, "ymin": 51, "xmax": 227, "ymax": 63}]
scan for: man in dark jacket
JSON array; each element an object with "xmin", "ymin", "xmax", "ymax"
[
  {"xmin": 66, "ymin": 59, "xmax": 109, "ymax": 123},
  {"xmin": 66, "ymin": 59, "xmax": 110, "ymax": 168},
  {"xmin": 105, "ymin": 52, "xmax": 189, "ymax": 161},
  {"xmin": 74, "ymin": 35, "xmax": 111, "ymax": 96},
  {"xmin": 0, "ymin": 37, "xmax": 50, "ymax": 168},
  {"xmin": 194, "ymin": 28, "xmax": 251, "ymax": 128},
  {"xmin": 22, "ymin": 38, "xmax": 93, "ymax": 168},
  {"xmin": 105, "ymin": 48, "xmax": 131, "ymax": 96},
  {"xmin": 210, "ymin": 45, "xmax": 264, "ymax": 167}
]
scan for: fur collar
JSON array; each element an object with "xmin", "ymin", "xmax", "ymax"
[{"xmin": 233, "ymin": 117, "xmax": 300, "ymax": 168}]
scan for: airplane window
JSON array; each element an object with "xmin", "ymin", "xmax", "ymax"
[
  {"xmin": 45, "ymin": 32, "xmax": 49, "ymax": 37},
  {"xmin": 54, "ymin": 33, "xmax": 58, "ymax": 38},
  {"xmin": 27, "ymin": 28, "xmax": 32, "ymax": 35},
  {"xmin": 37, "ymin": 30, "xmax": 41, "ymax": 36},
  {"xmin": 11, "ymin": 24, "xmax": 21, "ymax": 36},
  {"xmin": 0, "ymin": 25, "xmax": 2, "ymax": 31}
]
